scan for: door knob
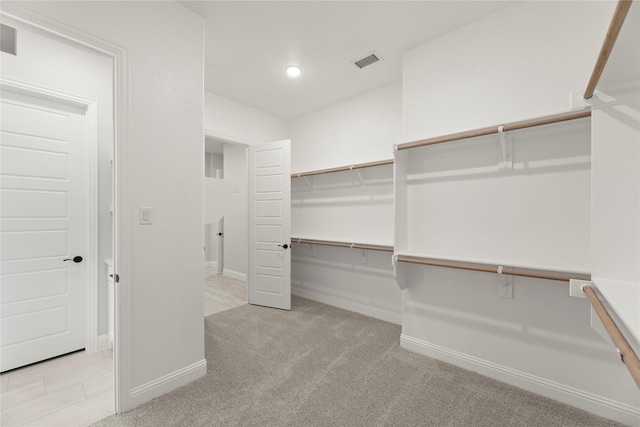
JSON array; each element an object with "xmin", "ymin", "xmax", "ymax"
[
  {"xmin": 63, "ymin": 256, "xmax": 83, "ymax": 263},
  {"xmin": 277, "ymin": 244, "xmax": 289, "ymax": 249}
]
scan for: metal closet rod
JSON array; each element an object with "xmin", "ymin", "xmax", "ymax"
[
  {"xmin": 584, "ymin": 0, "xmax": 634, "ymax": 100},
  {"xmin": 583, "ymin": 285, "xmax": 640, "ymax": 389},
  {"xmin": 291, "ymin": 238, "xmax": 394, "ymax": 252},
  {"xmin": 395, "ymin": 256, "xmax": 588, "ymax": 282},
  {"xmin": 291, "ymin": 159, "xmax": 393, "ymax": 179},
  {"xmin": 396, "ymin": 110, "xmax": 592, "ymax": 151}
]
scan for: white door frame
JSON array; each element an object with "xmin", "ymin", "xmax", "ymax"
[
  {"xmin": 0, "ymin": 77, "xmax": 100, "ymax": 353},
  {"xmin": 0, "ymin": 8, "xmax": 131, "ymax": 413}
]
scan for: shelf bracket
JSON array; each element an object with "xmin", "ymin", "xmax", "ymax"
[
  {"xmin": 360, "ymin": 248, "xmax": 368, "ymax": 264},
  {"xmin": 302, "ymin": 175, "xmax": 314, "ymax": 191},
  {"xmin": 351, "ymin": 166, "xmax": 367, "ymax": 190},
  {"xmin": 498, "ymin": 126, "xmax": 512, "ymax": 171},
  {"xmin": 497, "ymin": 266, "xmax": 513, "ymax": 299}
]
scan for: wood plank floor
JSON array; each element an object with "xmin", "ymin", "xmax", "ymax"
[
  {"xmin": 0, "ymin": 269, "xmax": 246, "ymax": 426},
  {"xmin": 0, "ymin": 349, "xmax": 113, "ymax": 427},
  {"xmin": 204, "ymin": 268, "xmax": 247, "ymax": 316}
]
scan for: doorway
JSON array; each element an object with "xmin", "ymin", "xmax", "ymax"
[
  {"xmin": 203, "ymin": 137, "xmax": 248, "ymax": 316},
  {"xmin": 0, "ymin": 13, "xmax": 116, "ymax": 424}
]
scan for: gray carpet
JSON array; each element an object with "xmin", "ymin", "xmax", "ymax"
[{"xmin": 93, "ymin": 296, "xmax": 621, "ymax": 426}]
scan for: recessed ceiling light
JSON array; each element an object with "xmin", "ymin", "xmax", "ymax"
[{"xmin": 285, "ymin": 65, "xmax": 302, "ymax": 78}]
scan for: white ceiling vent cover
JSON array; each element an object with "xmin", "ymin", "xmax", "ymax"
[{"xmin": 353, "ymin": 52, "xmax": 382, "ymax": 69}]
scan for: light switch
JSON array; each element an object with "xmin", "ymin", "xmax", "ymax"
[{"xmin": 139, "ymin": 207, "xmax": 152, "ymax": 225}]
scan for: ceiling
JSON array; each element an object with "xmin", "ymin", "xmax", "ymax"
[{"xmin": 180, "ymin": 1, "xmax": 516, "ymax": 120}]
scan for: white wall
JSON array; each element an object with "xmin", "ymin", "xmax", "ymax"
[
  {"xmin": 222, "ymin": 143, "xmax": 248, "ymax": 280},
  {"xmin": 289, "ymin": 82, "xmax": 401, "ymax": 173},
  {"xmin": 403, "ymin": 2, "xmax": 614, "ymax": 142},
  {"xmin": 5, "ymin": 0, "xmax": 207, "ymax": 410},
  {"xmin": 205, "ymin": 91, "xmax": 288, "ymax": 145},
  {"xmin": 590, "ymin": 84, "xmax": 640, "ymax": 345},
  {"xmin": 400, "ymin": 2, "xmax": 638, "ymax": 424},
  {"xmin": 289, "ymin": 82, "xmax": 403, "ymax": 324},
  {"xmin": 0, "ymin": 14, "xmax": 114, "ymax": 342},
  {"xmin": 204, "ymin": 153, "xmax": 223, "ymax": 265}
]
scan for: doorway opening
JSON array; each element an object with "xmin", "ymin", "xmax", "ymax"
[
  {"xmin": 203, "ymin": 136, "xmax": 247, "ymax": 316},
  {"xmin": 0, "ymin": 12, "xmax": 118, "ymax": 424}
]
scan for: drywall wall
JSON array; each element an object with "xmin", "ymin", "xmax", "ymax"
[
  {"xmin": 5, "ymin": 0, "xmax": 207, "ymax": 410},
  {"xmin": 222, "ymin": 143, "xmax": 248, "ymax": 280},
  {"xmin": 289, "ymin": 82, "xmax": 402, "ymax": 324},
  {"xmin": 204, "ymin": 91, "xmax": 288, "ymax": 145},
  {"xmin": 0, "ymin": 15, "xmax": 113, "ymax": 343},
  {"xmin": 590, "ymin": 84, "xmax": 640, "ymax": 345},
  {"xmin": 400, "ymin": 2, "xmax": 638, "ymax": 423},
  {"xmin": 403, "ymin": 1, "xmax": 614, "ymax": 142},
  {"xmin": 289, "ymin": 82, "xmax": 401, "ymax": 173}
]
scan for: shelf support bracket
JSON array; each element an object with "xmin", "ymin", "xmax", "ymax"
[
  {"xmin": 497, "ymin": 266, "xmax": 513, "ymax": 299},
  {"xmin": 351, "ymin": 166, "xmax": 367, "ymax": 190},
  {"xmin": 302, "ymin": 175, "xmax": 314, "ymax": 191},
  {"xmin": 498, "ymin": 126, "xmax": 512, "ymax": 171}
]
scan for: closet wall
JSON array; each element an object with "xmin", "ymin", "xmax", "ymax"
[
  {"xmin": 400, "ymin": 1, "xmax": 638, "ymax": 424},
  {"xmin": 289, "ymin": 83, "xmax": 403, "ymax": 323}
]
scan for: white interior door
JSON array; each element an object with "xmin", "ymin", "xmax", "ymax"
[
  {"xmin": 248, "ymin": 140, "xmax": 291, "ymax": 310},
  {"xmin": 1, "ymin": 88, "xmax": 88, "ymax": 372}
]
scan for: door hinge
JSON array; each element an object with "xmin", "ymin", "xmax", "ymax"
[{"xmin": 114, "ymin": 274, "xmax": 119, "ymax": 283}]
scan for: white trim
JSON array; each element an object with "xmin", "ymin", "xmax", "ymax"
[
  {"xmin": 96, "ymin": 334, "xmax": 112, "ymax": 352},
  {"xmin": 205, "ymin": 261, "xmax": 218, "ymax": 269},
  {"xmin": 400, "ymin": 334, "xmax": 640, "ymax": 426},
  {"xmin": 86, "ymin": 101, "xmax": 99, "ymax": 354},
  {"xmin": 129, "ymin": 359, "xmax": 207, "ymax": 408},
  {"xmin": 292, "ymin": 284, "xmax": 402, "ymax": 325},
  {"xmin": 223, "ymin": 268, "xmax": 247, "ymax": 282},
  {"xmin": 204, "ymin": 128, "xmax": 252, "ymax": 147}
]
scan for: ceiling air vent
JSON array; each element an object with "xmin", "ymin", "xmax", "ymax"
[{"xmin": 353, "ymin": 52, "xmax": 381, "ymax": 69}]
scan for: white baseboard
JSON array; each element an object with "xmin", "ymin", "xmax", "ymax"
[
  {"xmin": 130, "ymin": 359, "xmax": 207, "ymax": 408},
  {"xmin": 292, "ymin": 284, "xmax": 402, "ymax": 325},
  {"xmin": 400, "ymin": 334, "xmax": 639, "ymax": 426},
  {"xmin": 205, "ymin": 261, "xmax": 217, "ymax": 269},
  {"xmin": 223, "ymin": 268, "xmax": 246, "ymax": 282},
  {"xmin": 96, "ymin": 334, "xmax": 112, "ymax": 351}
]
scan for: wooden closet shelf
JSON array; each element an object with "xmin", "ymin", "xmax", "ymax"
[
  {"xmin": 395, "ymin": 255, "xmax": 589, "ymax": 282},
  {"xmin": 291, "ymin": 159, "xmax": 393, "ymax": 179},
  {"xmin": 584, "ymin": 0, "xmax": 633, "ymax": 99},
  {"xmin": 396, "ymin": 110, "xmax": 591, "ymax": 151},
  {"xmin": 292, "ymin": 238, "xmax": 394, "ymax": 252}
]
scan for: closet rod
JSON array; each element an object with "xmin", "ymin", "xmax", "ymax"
[
  {"xmin": 292, "ymin": 238, "xmax": 394, "ymax": 252},
  {"xmin": 395, "ymin": 256, "xmax": 587, "ymax": 282},
  {"xmin": 583, "ymin": 0, "xmax": 634, "ymax": 99},
  {"xmin": 291, "ymin": 159, "xmax": 393, "ymax": 179},
  {"xmin": 396, "ymin": 110, "xmax": 591, "ymax": 151},
  {"xmin": 583, "ymin": 285, "xmax": 640, "ymax": 388}
]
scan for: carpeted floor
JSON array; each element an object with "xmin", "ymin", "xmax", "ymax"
[{"xmin": 92, "ymin": 296, "xmax": 621, "ymax": 426}]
